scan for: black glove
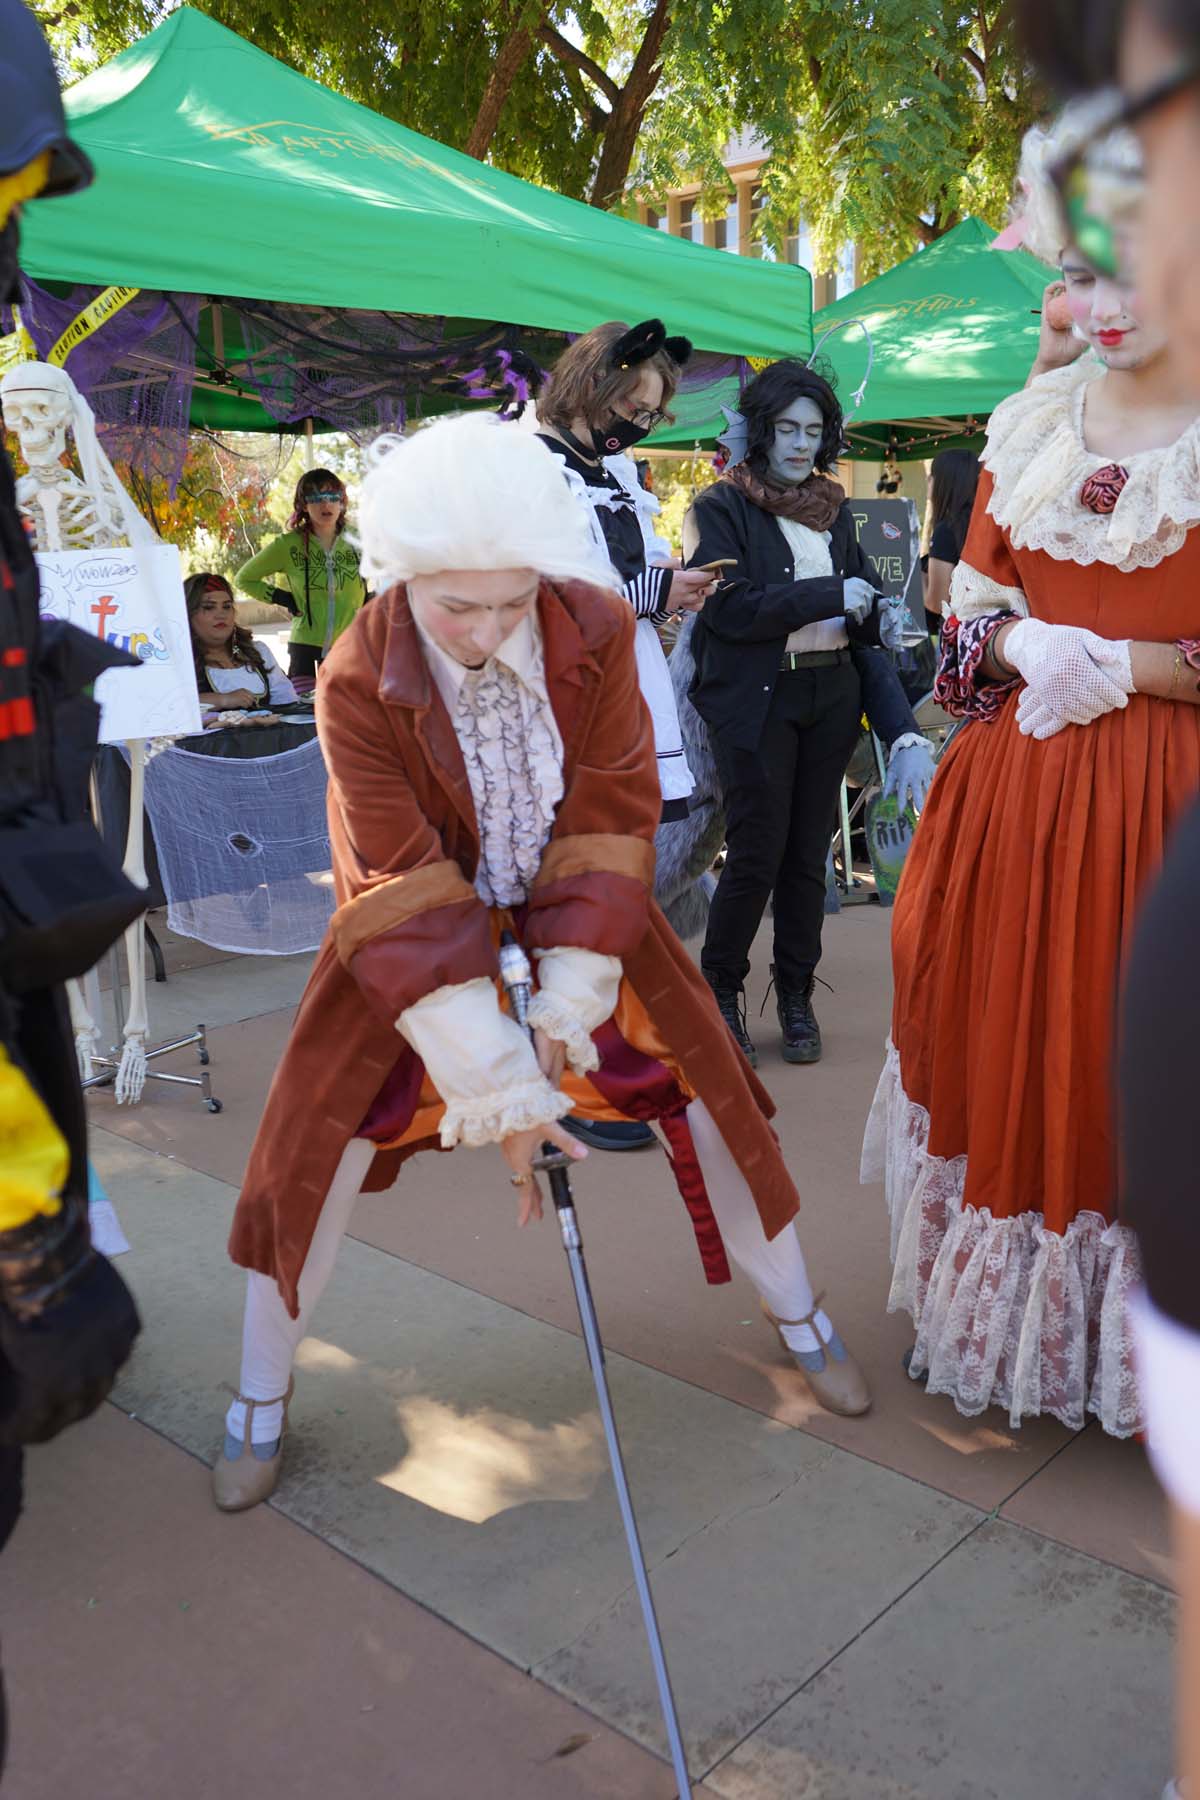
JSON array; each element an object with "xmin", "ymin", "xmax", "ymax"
[
  {"xmin": 269, "ymin": 587, "xmax": 298, "ymax": 616},
  {"xmin": 0, "ymin": 1197, "xmax": 141, "ymax": 1445}
]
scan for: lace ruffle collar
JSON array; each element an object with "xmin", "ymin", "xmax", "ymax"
[{"xmin": 982, "ymin": 356, "xmax": 1200, "ymax": 572}]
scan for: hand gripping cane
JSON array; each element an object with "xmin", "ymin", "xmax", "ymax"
[{"xmin": 498, "ymin": 932, "xmax": 693, "ymax": 1799}]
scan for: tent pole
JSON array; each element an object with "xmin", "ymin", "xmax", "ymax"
[{"xmin": 304, "ymin": 416, "xmax": 315, "ymax": 470}]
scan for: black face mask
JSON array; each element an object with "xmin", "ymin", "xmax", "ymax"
[{"xmin": 592, "ymin": 414, "xmax": 652, "ymax": 455}]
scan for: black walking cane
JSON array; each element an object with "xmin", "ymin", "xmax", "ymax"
[{"xmin": 498, "ymin": 931, "xmax": 693, "ymax": 1799}]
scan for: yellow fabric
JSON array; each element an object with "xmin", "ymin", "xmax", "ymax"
[
  {"xmin": 0, "ymin": 1046, "xmax": 67, "ymax": 1229},
  {"xmin": 0, "ymin": 152, "xmax": 51, "ymax": 230}
]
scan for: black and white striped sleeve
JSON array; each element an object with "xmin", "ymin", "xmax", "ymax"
[{"xmin": 623, "ymin": 565, "xmax": 672, "ymax": 623}]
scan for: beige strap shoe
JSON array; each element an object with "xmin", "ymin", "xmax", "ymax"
[
  {"xmin": 212, "ymin": 1378, "xmax": 293, "ymax": 1513},
  {"xmin": 761, "ymin": 1297, "xmax": 871, "ymax": 1417}
]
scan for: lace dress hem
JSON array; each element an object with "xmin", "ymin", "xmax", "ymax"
[{"xmin": 862, "ymin": 1040, "xmax": 1143, "ymax": 1437}]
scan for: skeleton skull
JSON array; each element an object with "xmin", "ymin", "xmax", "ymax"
[{"xmin": 2, "ymin": 382, "xmax": 70, "ymax": 468}]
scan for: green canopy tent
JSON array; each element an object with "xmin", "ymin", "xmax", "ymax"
[
  {"xmin": 12, "ymin": 8, "xmax": 812, "ymax": 443},
  {"xmin": 646, "ymin": 219, "xmax": 1052, "ymax": 459}
]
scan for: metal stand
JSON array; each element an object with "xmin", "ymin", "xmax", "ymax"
[
  {"xmin": 84, "ymin": 766, "xmax": 223, "ymax": 1113},
  {"xmin": 831, "ymin": 732, "xmax": 889, "ymax": 904},
  {"xmin": 499, "ymin": 934, "xmax": 692, "ymax": 1798},
  {"xmin": 81, "ymin": 1021, "xmax": 221, "ymax": 1111}
]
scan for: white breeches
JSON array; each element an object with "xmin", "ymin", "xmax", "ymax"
[{"xmin": 228, "ymin": 1099, "xmax": 816, "ymax": 1444}]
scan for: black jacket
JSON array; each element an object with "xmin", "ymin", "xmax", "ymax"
[{"xmin": 685, "ymin": 481, "xmax": 913, "ymax": 753}]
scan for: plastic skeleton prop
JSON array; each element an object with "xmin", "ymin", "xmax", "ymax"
[{"xmin": 1, "ymin": 362, "xmax": 158, "ymax": 1101}]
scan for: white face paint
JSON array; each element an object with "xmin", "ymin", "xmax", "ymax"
[
  {"xmin": 767, "ymin": 395, "xmax": 825, "ymax": 485},
  {"xmin": 3, "ymin": 387, "xmax": 71, "ymax": 467}
]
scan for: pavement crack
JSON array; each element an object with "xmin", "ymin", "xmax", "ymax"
[{"xmin": 699, "ymin": 1507, "xmax": 990, "ymax": 1784}]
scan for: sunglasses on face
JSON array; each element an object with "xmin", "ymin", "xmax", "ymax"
[
  {"xmin": 306, "ymin": 490, "xmax": 343, "ymax": 505},
  {"xmin": 1048, "ymin": 64, "xmax": 1200, "ymax": 280}
]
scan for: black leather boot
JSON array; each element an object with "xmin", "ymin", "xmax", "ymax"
[
  {"xmin": 774, "ymin": 966, "xmax": 822, "ymax": 1064},
  {"xmin": 703, "ymin": 971, "xmax": 757, "ymax": 1068}
]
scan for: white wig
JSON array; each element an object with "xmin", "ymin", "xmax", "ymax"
[
  {"xmin": 1013, "ymin": 94, "xmax": 1141, "ymax": 268},
  {"xmin": 357, "ymin": 412, "xmax": 611, "ymax": 592}
]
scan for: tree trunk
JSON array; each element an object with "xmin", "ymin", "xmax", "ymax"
[
  {"xmin": 586, "ymin": 0, "xmax": 671, "ymax": 208},
  {"xmin": 465, "ymin": 18, "xmax": 540, "ymax": 160}
]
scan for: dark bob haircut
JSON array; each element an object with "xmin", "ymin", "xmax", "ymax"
[
  {"xmin": 929, "ymin": 448, "xmax": 980, "ymax": 549},
  {"xmin": 740, "ymin": 359, "xmax": 845, "ymax": 479}
]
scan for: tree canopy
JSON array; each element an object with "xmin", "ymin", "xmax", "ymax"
[{"xmin": 34, "ymin": 0, "xmax": 1042, "ymax": 280}]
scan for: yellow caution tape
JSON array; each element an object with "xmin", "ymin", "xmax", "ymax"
[
  {"xmin": 48, "ymin": 284, "xmax": 141, "ymax": 368},
  {"xmin": 0, "ymin": 306, "xmax": 37, "ymax": 375}
]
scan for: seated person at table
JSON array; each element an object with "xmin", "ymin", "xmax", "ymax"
[{"xmin": 185, "ymin": 573, "xmax": 298, "ymax": 712}]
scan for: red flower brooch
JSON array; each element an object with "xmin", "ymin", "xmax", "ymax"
[{"xmin": 1080, "ymin": 463, "xmax": 1129, "ymax": 514}]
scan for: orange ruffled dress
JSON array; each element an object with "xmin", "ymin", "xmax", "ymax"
[{"xmin": 863, "ymin": 358, "xmax": 1200, "ymax": 1436}]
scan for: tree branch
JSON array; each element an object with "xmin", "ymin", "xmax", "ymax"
[
  {"xmin": 961, "ymin": 43, "xmax": 986, "ymax": 80},
  {"xmin": 537, "ymin": 22, "xmax": 620, "ymax": 107},
  {"xmin": 587, "ymin": 0, "xmax": 672, "ymax": 207},
  {"xmin": 465, "ymin": 18, "xmax": 539, "ymax": 159},
  {"xmin": 557, "ymin": 61, "xmax": 607, "ymax": 134}
]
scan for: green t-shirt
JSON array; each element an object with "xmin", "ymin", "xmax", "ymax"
[{"xmin": 235, "ymin": 530, "xmax": 366, "ymax": 651}]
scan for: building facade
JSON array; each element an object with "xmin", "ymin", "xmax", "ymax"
[
  {"xmin": 636, "ymin": 129, "xmax": 857, "ymax": 308},
  {"xmin": 636, "ymin": 132, "xmax": 929, "ymax": 510}
]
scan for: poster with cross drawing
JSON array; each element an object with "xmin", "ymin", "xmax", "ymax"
[{"xmin": 35, "ymin": 543, "xmax": 202, "ymax": 744}]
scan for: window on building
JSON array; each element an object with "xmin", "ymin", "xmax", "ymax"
[
  {"xmin": 784, "ymin": 219, "xmax": 813, "ymax": 271},
  {"xmin": 714, "ymin": 192, "xmax": 739, "ymax": 252},
  {"xmin": 676, "ymin": 197, "xmax": 704, "ymax": 244},
  {"xmin": 645, "ymin": 206, "xmax": 668, "ymax": 232},
  {"xmin": 749, "ymin": 185, "xmax": 777, "ymax": 261}
]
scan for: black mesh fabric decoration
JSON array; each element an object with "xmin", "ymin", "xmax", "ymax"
[
  {"xmin": 3, "ymin": 280, "xmax": 751, "ymax": 487},
  {"xmin": 7, "ymin": 281, "xmax": 199, "ymax": 492}
]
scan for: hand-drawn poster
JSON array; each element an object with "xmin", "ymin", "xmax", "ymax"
[{"xmin": 36, "ymin": 544, "xmax": 202, "ymax": 743}]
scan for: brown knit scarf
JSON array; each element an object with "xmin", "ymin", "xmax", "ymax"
[{"xmin": 723, "ymin": 462, "xmax": 845, "ymax": 531}]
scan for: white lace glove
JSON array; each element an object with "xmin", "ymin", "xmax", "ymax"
[
  {"xmin": 882, "ymin": 733, "xmax": 937, "ymax": 812},
  {"xmin": 1002, "ymin": 619, "xmax": 1133, "ymax": 729}
]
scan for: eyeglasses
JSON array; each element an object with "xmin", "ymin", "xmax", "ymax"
[
  {"xmin": 1048, "ymin": 64, "xmax": 1200, "ymax": 280},
  {"xmin": 306, "ymin": 489, "xmax": 343, "ymax": 505},
  {"xmin": 617, "ymin": 403, "xmax": 668, "ymax": 430}
]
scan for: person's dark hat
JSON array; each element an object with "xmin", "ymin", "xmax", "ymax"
[{"xmin": 0, "ymin": 0, "xmax": 93, "ymax": 194}]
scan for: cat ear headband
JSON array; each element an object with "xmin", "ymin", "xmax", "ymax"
[{"xmin": 608, "ymin": 318, "xmax": 693, "ymax": 371}]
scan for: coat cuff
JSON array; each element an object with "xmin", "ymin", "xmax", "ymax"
[
  {"xmin": 527, "ymin": 947, "xmax": 621, "ymax": 1075},
  {"xmin": 526, "ymin": 835, "xmax": 655, "ymax": 959},
  {"xmin": 396, "ymin": 976, "xmax": 570, "ymax": 1149},
  {"xmin": 334, "ymin": 861, "xmax": 497, "ymax": 1022}
]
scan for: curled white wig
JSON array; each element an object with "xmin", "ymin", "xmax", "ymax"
[
  {"xmin": 1012, "ymin": 94, "xmax": 1141, "ymax": 269},
  {"xmin": 357, "ymin": 412, "xmax": 611, "ymax": 592}
]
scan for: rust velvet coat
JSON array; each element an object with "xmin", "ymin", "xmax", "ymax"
[{"xmin": 229, "ymin": 577, "xmax": 800, "ymax": 1316}]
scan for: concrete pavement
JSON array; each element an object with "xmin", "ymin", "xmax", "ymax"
[{"xmin": 0, "ymin": 908, "xmax": 1176, "ymax": 1798}]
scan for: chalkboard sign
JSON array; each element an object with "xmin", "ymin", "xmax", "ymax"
[{"xmin": 847, "ymin": 497, "xmax": 923, "ymax": 634}]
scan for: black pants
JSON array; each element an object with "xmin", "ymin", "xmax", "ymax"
[
  {"xmin": 702, "ymin": 662, "xmax": 862, "ymax": 990},
  {"xmin": 286, "ymin": 643, "xmax": 324, "ymax": 682}
]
